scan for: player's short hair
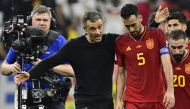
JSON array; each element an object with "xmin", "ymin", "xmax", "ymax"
[
  {"xmin": 120, "ymin": 4, "xmax": 140, "ymax": 19},
  {"xmin": 168, "ymin": 30, "xmax": 187, "ymax": 41},
  {"xmin": 167, "ymin": 10, "xmax": 187, "ymax": 24},
  {"xmin": 31, "ymin": 5, "xmax": 52, "ymax": 18}
]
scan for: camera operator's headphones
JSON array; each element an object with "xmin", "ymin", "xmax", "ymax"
[{"xmin": 26, "ymin": 5, "xmax": 57, "ymax": 29}]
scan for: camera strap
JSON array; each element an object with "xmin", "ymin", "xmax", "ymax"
[
  {"xmin": 39, "ymin": 30, "xmax": 59, "ymax": 54},
  {"xmin": 45, "ymin": 30, "xmax": 59, "ymax": 44}
]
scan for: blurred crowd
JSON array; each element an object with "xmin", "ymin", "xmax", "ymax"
[{"xmin": 0, "ymin": 0, "xmax": 190, "ymax": 61}]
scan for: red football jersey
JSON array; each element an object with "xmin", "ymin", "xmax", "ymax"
[
  {"xmin": 115, "ymin": 27, "xmax": 167, "ymax": 102},
  {"xmin": 188, "ymin": 42, "xmax": 190, "ymax": 49},
  {"xmin": 171, "ymin": 51, "xmax": 190, "ymax": 109}
]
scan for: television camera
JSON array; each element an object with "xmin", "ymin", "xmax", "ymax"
[
  {"xmin": 3, "ymin": 15, "xmax": 48, "ymax": 63},
  {"xmin": 2, "ymin": 15, "xmax": 72, "ymax": 109}
]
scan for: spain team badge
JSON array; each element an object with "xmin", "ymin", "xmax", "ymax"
[
  {"xmin": 146, "ymin": 38, "xmax": 154, "ymax": 49},
  {"xmin": 185, "ymin": 63, "xmax": 190, "ymax": 74}
]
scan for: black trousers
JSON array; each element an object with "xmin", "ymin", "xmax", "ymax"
[{"xmin": 75, "ymin": 101, "xmax": 114, "ymax": 109}]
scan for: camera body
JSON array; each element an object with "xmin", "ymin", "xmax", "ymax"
[
  {"xmin": 3, "ymin": 15, "xmax": 27, "ymax": 48},
  {"xmin": 31, "ymin": 77, "xmax": 72, "ymax": 104},
  {"xmin": 3, "ymin": 15, "xmax": 47, "ymax": 62}
]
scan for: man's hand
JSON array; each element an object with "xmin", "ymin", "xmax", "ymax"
[
  {"xmin": 115, "ymin": 100, "xmax": 123, "ymax": 109},
  {"xmin": 14, "ymin": 71, "xmax": 30, "ymax": 85},
  {"xmin": 11, "ymin": 62, "xmax": 21, "ymax": 74},
  {"xmin": 163, "ymin": 90, "xmax": 175, "ymax": 109},
  {"xmin": 155, "ymin": 5, "xmax": 169, "ymax": 23}
]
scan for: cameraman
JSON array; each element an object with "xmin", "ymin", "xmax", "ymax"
[{"xmin": 0, "ymin": 5, "xmax": 73, "ymax": 109}]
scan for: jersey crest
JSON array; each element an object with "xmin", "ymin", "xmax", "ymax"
[{"xmin": 146, "ymin": 38, "xmax": 154, "ymax": 49}]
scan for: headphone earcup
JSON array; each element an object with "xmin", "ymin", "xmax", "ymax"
[{"xmin": 50, "ymin": 17, "xmax": 57, "ymax": 29}]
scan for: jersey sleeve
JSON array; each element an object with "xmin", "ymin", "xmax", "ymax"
[
  {"xmin": 157, "ymin": 29, "xmax": 167, "ymax": 49},
  {"xmin": 157, "ymin": 29, "xmax": 169, "ymax": 55},
  {"xmin": 115, "ymin": 39, "xmax": 125, "ymax": 66}
]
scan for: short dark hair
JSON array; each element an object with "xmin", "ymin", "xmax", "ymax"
[
  {"xmin": 167, "ymin": 10, "xmax": 187, "ymax": 24},
  {"xmin": 120, "ymin": 4, "xmax": 139, "ymax": 19},
  {"xmin": 168, "ymin": 30, "xmax": 187, "ymax": 41},
  {"xmin": 31, "ymin": 5, "xmax": 52, "ymax": 18},
  {"xmin": 82, "ymin": 11, "xmax": 103, "ymax": 29}
]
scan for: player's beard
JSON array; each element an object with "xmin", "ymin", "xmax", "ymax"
[
  {"xmin": 130, "ymin": 27, "xmax": 142, "ymax": 41},
  {"xmin": 172, "ymin": 53, "xmax": 184, "ymax": 63},
  {"xmin": 133, "ymin": 34, "xmax": 141, "ymax": 41},
  {"xmin": 130, "ymin": 32, "xmax": 141, "ymax": 41}
]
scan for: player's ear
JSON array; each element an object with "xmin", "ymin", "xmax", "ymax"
[
  {"xmin": 183, "ymin": 24, "xmax": 187, "ymax": 32},
  {"xmin": 139, "ymin": 14, "xmax": 143, "ymax": 22},
  {"xmin": 186, "ymin": 37, "xmax": 189, "ymax": 44},
  {"xmin": 83, "ymin": 23, "xmax": 87, "ymax": 32}
]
